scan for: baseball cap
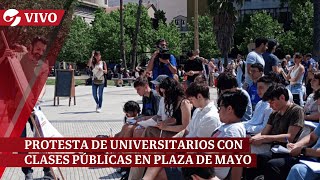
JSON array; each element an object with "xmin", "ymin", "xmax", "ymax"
[{"xmin": 150, "ymin": 75, "xmax": 168, "ymax": 85}]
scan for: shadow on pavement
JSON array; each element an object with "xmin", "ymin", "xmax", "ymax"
[{"xmin": 60, "ymin": 111, "xmax": 97, "ymax": 114}]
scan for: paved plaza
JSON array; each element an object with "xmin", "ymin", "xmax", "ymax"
[{"xmin": 2, "ymin": 84, "xmax": 218, "ymax": 180}]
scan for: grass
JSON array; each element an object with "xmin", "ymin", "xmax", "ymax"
[{"xmin": 46, "ymin": 79, "xmax": 115, "ymax": 86}]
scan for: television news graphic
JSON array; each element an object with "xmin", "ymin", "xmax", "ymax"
[
  {"xmin": 1, "ymin": 9, "xmax": 65, "ymax": 26},
  {"xmin": 0, "ymin": 138, "xmax": 256, "ymax": 168}
]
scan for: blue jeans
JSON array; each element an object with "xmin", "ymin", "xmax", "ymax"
[
  {"xmin": 92, "ymin": 83, "xmax": 104, "ymax": 108},
  {"xmin": 288, "ymin": 84, "xmax": 303, "ymax": 106},
  {"xmin": 287, "ymin": 163, "xmax": 320, "ymax": 180}
]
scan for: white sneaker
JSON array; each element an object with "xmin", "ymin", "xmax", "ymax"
[{"xmin": 97, "ymin": 108, "xmax": 101, "ymax": 113}]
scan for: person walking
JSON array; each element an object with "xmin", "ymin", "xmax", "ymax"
[{"xmin": 88, "ymin": 51, "xmax": 108, "ymax": 112}]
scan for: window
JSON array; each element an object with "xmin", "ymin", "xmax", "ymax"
[
  {"xmin": 175, "ymin": 19, "xmax": 179, "ymax": 25},
  {"xmin": 181, "ymin": 20, "xmax": 186, "ymax": 27}
]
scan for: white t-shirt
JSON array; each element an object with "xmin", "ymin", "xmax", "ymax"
[
  {"xmin": 245, "ymin": 51, "xmax": 265, "ymax": 85},
  {"xmin": 213, "ymin": 122, "xmax": 246, "ymax": 179},
  {"xmin": 186, "ymin": 102, "xmax": 221, "ymax": 138}
]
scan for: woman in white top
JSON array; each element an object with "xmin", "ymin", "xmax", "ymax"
[
  {"xmin": 87, "ymin": 51, "xmax": 108, "ymax": 112},
  {"xmin": 281, "ymin": 53, "xmax": 305, "ymax": 106}
]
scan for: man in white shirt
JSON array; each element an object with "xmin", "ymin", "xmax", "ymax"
[
  {"xmin": 141, "ymin": 82, "xmax": 221, "ymax": 180},
  {"xmin": 244, "ymin": 38, "xmax": 268, "ymax": 90}
]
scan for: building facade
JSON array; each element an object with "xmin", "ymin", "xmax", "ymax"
[
  {"xmin": 173, "ymin": 15, "xmax": 188, "ymax": 33},
  {"xmin": 187, "ymin": 0, "xmax": 290, "ymax": 25},
  {"xmin": 74, "ymin": 0, "xmax": 108, "ymax": 24}
]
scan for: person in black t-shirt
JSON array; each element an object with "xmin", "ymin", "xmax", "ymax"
[{"xmin": 184, "ymin": 50, "xmax": 204, "ymax": 86}]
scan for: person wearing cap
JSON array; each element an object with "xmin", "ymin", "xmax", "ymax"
[
  {"xmin": 263, "ymin": 39, "xmax": 280, "ymax": 75},
  {"xmin": 150, "ymin": 75, "xmax": 170, "ymax": 121}
]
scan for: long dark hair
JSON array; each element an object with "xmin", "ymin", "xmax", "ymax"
[
  {"xmin": 92, "ymin": 51, "xmax": 101, "ymax": 66},
  {"xmin": 159, "ymin": 77, "xmax": 185, "ymax": 116}
]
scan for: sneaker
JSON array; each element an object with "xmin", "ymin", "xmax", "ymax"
[
  {"xmin": 96, "ymin": 104, "xmax": 99, "ymax": 111},
  {"xmin": 25, "ymin": 172, "xmax": 33, "ymax": 180},
  {"xmin": 43, "ymin": 171, "xmax": 54, "ymax": 180},
  {"xmin": 97, "ymin": 108, "xmax": 101, "ymax": 113}
]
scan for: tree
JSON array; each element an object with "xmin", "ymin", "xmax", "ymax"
[
  {"xmin": 153, "ymin": 10, "xmax": 167, "ymax": 29},
  {"xmin": 120, "ymin": 0, "xmax": 127, "ymax": 70},
  {"xmin": 183, "ymin": 15, "xmax": 219, "ymax": 58},
  {"xmin": 313, "ymin": 0, "xmax": 320, "ymax": 61},
  {"xmin": 58, "ymin": 16, "xmax": 94, "ymax": 64},
  {"xmin": 92, "ymin": 3, "xmax": 153, "ymax": 66},
  {"xmin": 239, "ymin": 12, "xmax": 284, "ymax": 53},
  {"xmin": 291, "ymin": 1, "xmax": 313, "ymax": 54},
  {"xmin": 208, "ymin": 0, "xmax": 244, "ymax": 67},
  {"xmin": 194, "ymin": 0, "xmax": 199, "ymax": 50},
  {"xmin": 131, "ymin": 0, "xmax": 143, "ymax": 70},
  {"xmin": 154, "ymin": 22, "xmax": 182, "ymax": 56}
]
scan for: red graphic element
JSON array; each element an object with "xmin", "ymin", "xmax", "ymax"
[
  {"xmin": 0, "ymin": 4, "xmax": 70, "ymax": 177},
  {"xmin": 0, "ymin": 138, "xmax": 251, "ymax": 153},
  {"xmin": 0, "ymin": 154, "xmax": 257, "ymax": 168},
  {"xmin": 0, "ymin": 10, "xmax": 65, "ymax": 26}
]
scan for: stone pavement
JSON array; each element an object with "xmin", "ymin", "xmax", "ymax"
[{"xmin": 2, "ymin": 85, "xmax": 218, "ymax": 180}]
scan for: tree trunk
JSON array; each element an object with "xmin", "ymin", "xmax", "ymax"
[
  {"xmin": 313, "ymin": 0, "xmax": 320, "ymax": 62},
  {"xmin": 223, "ymin": 51, "xmax": 228, "ymax": 68},
  {"xmin": 194, "ymin": 0, "xmax": 199, "ymax": 51},
  {"xmin": 132, "ymin": 0, "xmax": 143, "ymax": 71},
  {"xmin": 120, "ymin": 0, "xmax": 127, "ymax": 71}
]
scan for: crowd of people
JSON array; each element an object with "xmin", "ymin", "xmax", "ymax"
[
  {"xmin": 97, "ymin": 38, "xmax": 320, "ymax": 180},
  {"xmin": 2, "ymin": 34, "xmax": 320, "ymax": 180}
]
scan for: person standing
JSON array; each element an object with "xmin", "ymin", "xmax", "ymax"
[
  {"xmin": 146, "ymin": 39, "xmax": 177, "ymax": 80},
  {"xmin": 263, "ymin": 39, "xmax": 280, "ymax": 75},
  {"xmin": 281, "ymin": 53, "xmax": 305, "ymax": 106},
  {"xmin": 184, "ymin": 50, "xmax": 204, "ymax": 86},
  {"xmin": 243, "ymin": 38, "xmax": 268, "ymax": 90},
  {"xmin": 87, "ymin": 51, "xmax": 107, "ymax": 112}
]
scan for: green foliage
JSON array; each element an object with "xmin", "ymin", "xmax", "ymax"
[
  {"xmin": 182, "ymin": 15, "xmax": 219, "ymax": 58},
  {"xmin": 154, "ymin": 10, "xmax": 167, "ymax": 24},
  {"xmin": 238, "ymin": 12, "xmax": 284, "ymax": 53},
  {"xmin": 154, "ymin": 22, "xmax": 182, "ymax": 56},
  {"xmin": 58, "ymin": 16, "xmax": 94, "ymax": 64},
  {"xmin": 91, "ymin": 3, "xmax": 154, "ymax": 64},
  {"xmin": 290, "ymin": 1, "xmax": 313, "ymax": 53},
  {"xmin": 277, "ymin": 30, "xmax": 296, "ymax": 55}
]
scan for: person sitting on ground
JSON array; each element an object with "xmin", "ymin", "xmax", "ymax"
[
  {"xmin": 250, "ymin": 88, "xmax": 320, "ymax": 180},
  {"xmin": 245, "ymin": 84, "xmax": 305, "ymax": 180},
  {"xmin": 304, "ymin": 72, "xmax": 320, "ymax": 122},
  {"xmin": 216, "ymin": 72, "xmax": 252, "ymax": 121},
  {"xmin": 247, "ymin": 63, "xmax": 264, "ymax": 110},
  {"xmin": 113, "ymin": 101, "xmax": 140, "ymax": 138},
  {"xmin": 209, "ymin": 90, "xmax": 248, "ymax": 180},
  {"xmin": 142, "ymin": 77, "xmax": 193, "ymax": 138},
  {"xmin": 141, "ymin": 82, "xmax": 222, "ymax": 180},
  {"xmin": 243, "ymin": 75, "xmax": 273, "ymax": 135},
  {"xmin": 113, "ymin": 77, "xmax": 160, "ymax": 138}
]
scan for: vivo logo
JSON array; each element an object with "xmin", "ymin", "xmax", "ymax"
[
  {"xmin": 24, "ymin": 13, "xmax": 58, "ymax": 23},
  {"xmin": 1, "ymin": 9, "xmax": 64, "ymax": 26},
  {"xmin": 3, "ymin": 9, "xmax": 21, "ymax": 26}
]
